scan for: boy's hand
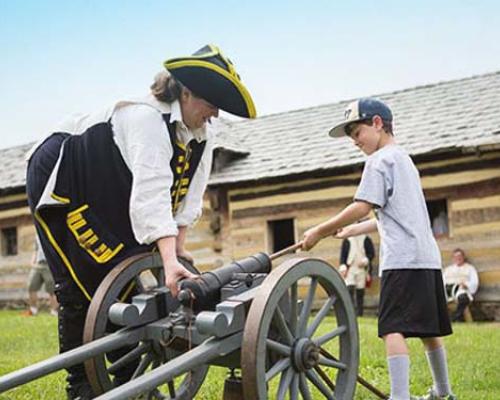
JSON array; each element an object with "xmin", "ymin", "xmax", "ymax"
[
  {"xmin": 302, "ymin": 227, "xmax": 322, "ymax": 251},
  {"xmin": 334, "ymin": 227, "xmax": 350, "ymax": 239}
]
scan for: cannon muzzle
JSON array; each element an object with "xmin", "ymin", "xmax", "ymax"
[{"xmin": 178, "ymin": 252, "xmax": 271, "ymax": 309}]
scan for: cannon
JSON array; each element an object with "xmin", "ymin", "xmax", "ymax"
[{"xmin": 0, "ymin": 245, "xmax": 372, "ymax": 400}]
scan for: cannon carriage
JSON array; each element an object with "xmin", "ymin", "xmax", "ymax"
[{"xmin": 0, "ymin": 249, "xmax": 365, "ymax": 400}]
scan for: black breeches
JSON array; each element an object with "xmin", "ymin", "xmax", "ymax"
[
  {"xmin": 356, "ymin": 288, "xmax": 365, "ymax": 316},
  {"xmin": 452, "ymin": 293, "xmax": 471, "ymax": 322}
]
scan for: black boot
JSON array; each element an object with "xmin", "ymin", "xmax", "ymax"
[
  {"xmin": 59, "ymin": 302, "xmax": 95, "ymax": 399},
  {"xmin": 66, "ymin": 378, "xmax": 95, "ymax": 400}
]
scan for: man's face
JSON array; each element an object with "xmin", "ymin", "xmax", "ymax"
[
  {"xmin": 347, "ymin": 118, "xmax": 381, "ymax": 155},
  {"xmin": 180, "ymin": 89, "xmax": 219, "ymax": 130},
  {"xmin": 452, "ymin": 251, "xmax": 465, "ymax": 266}
]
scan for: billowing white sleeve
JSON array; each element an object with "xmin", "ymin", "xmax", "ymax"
[
  {"xmin": 112, "ymin": 105, "xmax": 178, "ymax": 244},
  {"xmin": 174, "ymin": 137, "xmax": 214, "ymax": 226},
  {"xmin": 468, "ymin": 266, "xmax": 479, "ymax": 295}
]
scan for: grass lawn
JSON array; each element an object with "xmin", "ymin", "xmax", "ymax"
[{"xmin": 0, "ymin": 310, "xmax": 498, "ymax": 399}]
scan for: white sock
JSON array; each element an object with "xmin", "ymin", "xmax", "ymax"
[
  {"xmin": 387, "ymin": 354, "xmax": 410, "ymax": 400},
  {"xmin": 29, "ymin": 306, "xmax": 38, "ymax": 315},
  {"xmin": 426, "ymin": 346, "xmax": 452, "ymax": 396}
]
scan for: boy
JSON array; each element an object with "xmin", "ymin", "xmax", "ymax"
[{"xmin": 302, "ymin": 98, "xmax": 455, "ymax": 400}]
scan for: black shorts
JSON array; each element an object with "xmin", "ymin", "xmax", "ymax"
[{"xmin": 378, "ymin": 269, "xmax": 452, "ymax": 338}]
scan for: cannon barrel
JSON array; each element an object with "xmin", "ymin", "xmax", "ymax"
[{"xmin": 178, "ymin": 252, "xmax": 271, "ymax": 308}]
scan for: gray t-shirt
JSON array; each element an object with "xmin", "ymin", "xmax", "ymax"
[{"xmin": 354, "ymin": 144, "xmax": 441, "ymax": 275}]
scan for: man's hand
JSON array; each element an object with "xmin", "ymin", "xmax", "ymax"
[
  {"xmin": 302, "ymin": 227, "xmax": 322, "ymax": 251},
  {"xmin": 164, "ymin": 258, "xmax": 197, "ymax": 297}
]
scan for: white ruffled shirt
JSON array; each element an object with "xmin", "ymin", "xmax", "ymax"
[
  {"xmin": 28, "ymin": 94, "xmax": 214, "ymax": 245},
  {"xmin": 443, "ymin": 262, "xmax": 479, "ymax": 300}
]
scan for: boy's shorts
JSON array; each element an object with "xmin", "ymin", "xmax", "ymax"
[{"xmin": 378, "ymin": 269, "xmax": 452, "ymax": 338}]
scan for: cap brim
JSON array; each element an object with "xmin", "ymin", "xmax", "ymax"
[
  {"xmin": 165, "ymin": 59, "xmax": 256, "ymax": 119},
  {"xmin": 328, "ymin": 117, "xmax": 364, "ymax": 138}
]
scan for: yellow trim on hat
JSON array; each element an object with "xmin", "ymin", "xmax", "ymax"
[
  {"xmin": 165, "ymin": 44, "xmax": 236, "ymax": 75},
  {"xmin": 165, "ymin": 59, "xmax": 256, "ymax": 118}
]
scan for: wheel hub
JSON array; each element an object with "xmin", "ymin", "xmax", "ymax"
[{"xmin": 292, "ymin": 338, "xmax": 320, "ymax": 371}]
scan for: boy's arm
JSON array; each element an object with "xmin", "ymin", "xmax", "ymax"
[
  {"xmin": 302, "ymin": 201, "xmax": 373, "ymax": 250},
  {"xmin": 336, "ymin": 218, "xmax": 378, "ymax": 238}
]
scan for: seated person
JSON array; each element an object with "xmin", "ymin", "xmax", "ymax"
[{"xmin": 443, "ymin": 248, "xmax": 479, "ymax": 322}]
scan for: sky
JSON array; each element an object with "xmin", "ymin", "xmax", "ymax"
[{"xmin": 1, "ymin": 0, "xmax": 500, "ymax": 149}]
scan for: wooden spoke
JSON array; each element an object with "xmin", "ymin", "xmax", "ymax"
[
  {"xmin": 266, "ymin": 358, "xmax": 291, "ymax": 382},
  {"xmin": 272, "ymin": 306, "xmax": 295, "ymax": 345},
  {"xmin": 306, "ymin": 295, "xmax": 336, "ymax": 338},
  {"xmin": 266, "ymin": 338, "xmax": 291, "ymax": 357},
  {"xmin": 313, "ymin": 325, "xmax": 347, "ymax": 346},
  {"xmin": 297, "ymin": 278, "xmax": 318, "ymax": 337}
]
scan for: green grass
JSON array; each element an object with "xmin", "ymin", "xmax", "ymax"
[{"xmin": 0, "ymin": 310, "xmax": 498, "ymax": 399}]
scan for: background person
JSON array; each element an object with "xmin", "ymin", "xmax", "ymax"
[
  {"xmin": 443, "ymin": 248, "xmax": 479, "ymax": 322},
  {"xmin": 23, "ymin": 235, "xmax": 58, "ymax": 316},
  {"xmin": 338, "ymin": 231, "xmax": 375, "ymax": 316}
]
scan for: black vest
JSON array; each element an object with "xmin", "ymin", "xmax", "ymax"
[
  {"xmin": 42, "ymin": 114, "xmax": 206, "ymax": 298},
  {"xmin": 163, "ymin": 115, "xmax": 207, "ymax": 213}
]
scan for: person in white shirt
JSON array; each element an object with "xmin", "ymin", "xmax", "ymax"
[
  {"xmin": 26, "ymin": 44, "xmax": 256, "ymax": 400},
  {"xmin": 338, "ymin": 232, "xmax": 375, "ymax": 316},
  {"xmin": 443, "ymin": 248, "xmax": 479, "ymax": 322}
]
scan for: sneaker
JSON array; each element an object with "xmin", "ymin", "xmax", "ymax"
[
  {"xmin": 21, "ymin": 309, "xmax": 35, "ymax": 317},
  {"xmin": 412, "ymin": 388, "xmax": 457, "ymax": 400}
]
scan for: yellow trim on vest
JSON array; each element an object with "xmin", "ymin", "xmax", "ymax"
[
  {"xmin": 70, "ymin": 219, "xmax": 86, "ymax": 230},
  {"xmin": 67, "ymin": 213, "xmax": 82, "ymax": 226},
  {"xmin": 165, "ymin": 59, "xmax": 256, "ymax": 118},
  {"xmin": 176, "ymin": 141, "xmax": 186, "ymax": 151},
  {"xmin": 85, "ymin": 235, "xmax": 98, "ymax": 246},
  {"xmin": 172, "ymin": 146, "xmax": 192, "ymax": 213},
  {"xmin": 66, "ymin": 204, "xmax": 125, "ymax": 264},
  {"xmin": 51, "ymin": 193, "xmax": 70, "ymax": 204},
  {"xmin": 68, "ymin": 204, "xmax": 89, "ymax": 216},
  {"xmin": 80, "ymin": 229, "xmax": 94, "ymax": 240},
  {"xmin": 34, "ymin": 210, "xmax": 92, "ymax": 301},
  {"xmin": 95, "ymin": 243, "xmax": 107, "ymax": 255}
]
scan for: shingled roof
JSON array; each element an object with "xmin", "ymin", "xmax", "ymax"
[
  {"xmin": 1, "ymin": 71, "xmax": 500, "ymax": 192},
  {"xmin": 0, "ymin": 143, "xmax": 33, "ymax": 193},
  {"xmin": 210, "ymin": 71, "xmax": 500, "ymax": 185}
]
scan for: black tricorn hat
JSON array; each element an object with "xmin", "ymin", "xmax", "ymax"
[{"xmin": 164, "ymin": 44, "xmax": 256, "ymax": 119}]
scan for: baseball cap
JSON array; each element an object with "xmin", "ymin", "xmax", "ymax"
[{"xmin": 329, "ymin": 97, "xmax": 393, "ymax": 138}]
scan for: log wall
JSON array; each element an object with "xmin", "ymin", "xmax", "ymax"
[{"xmin": 1, "ymin": 151, "xmax": 499, "ymax": 319}]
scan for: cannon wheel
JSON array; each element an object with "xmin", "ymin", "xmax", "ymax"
[
  {"xmin": 242, "ymin": 257, "xmax": 359, "ymax": 400},
  {"xmin": 83, "ymin": 252, "xmax": 209, "ymax": 399}
]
